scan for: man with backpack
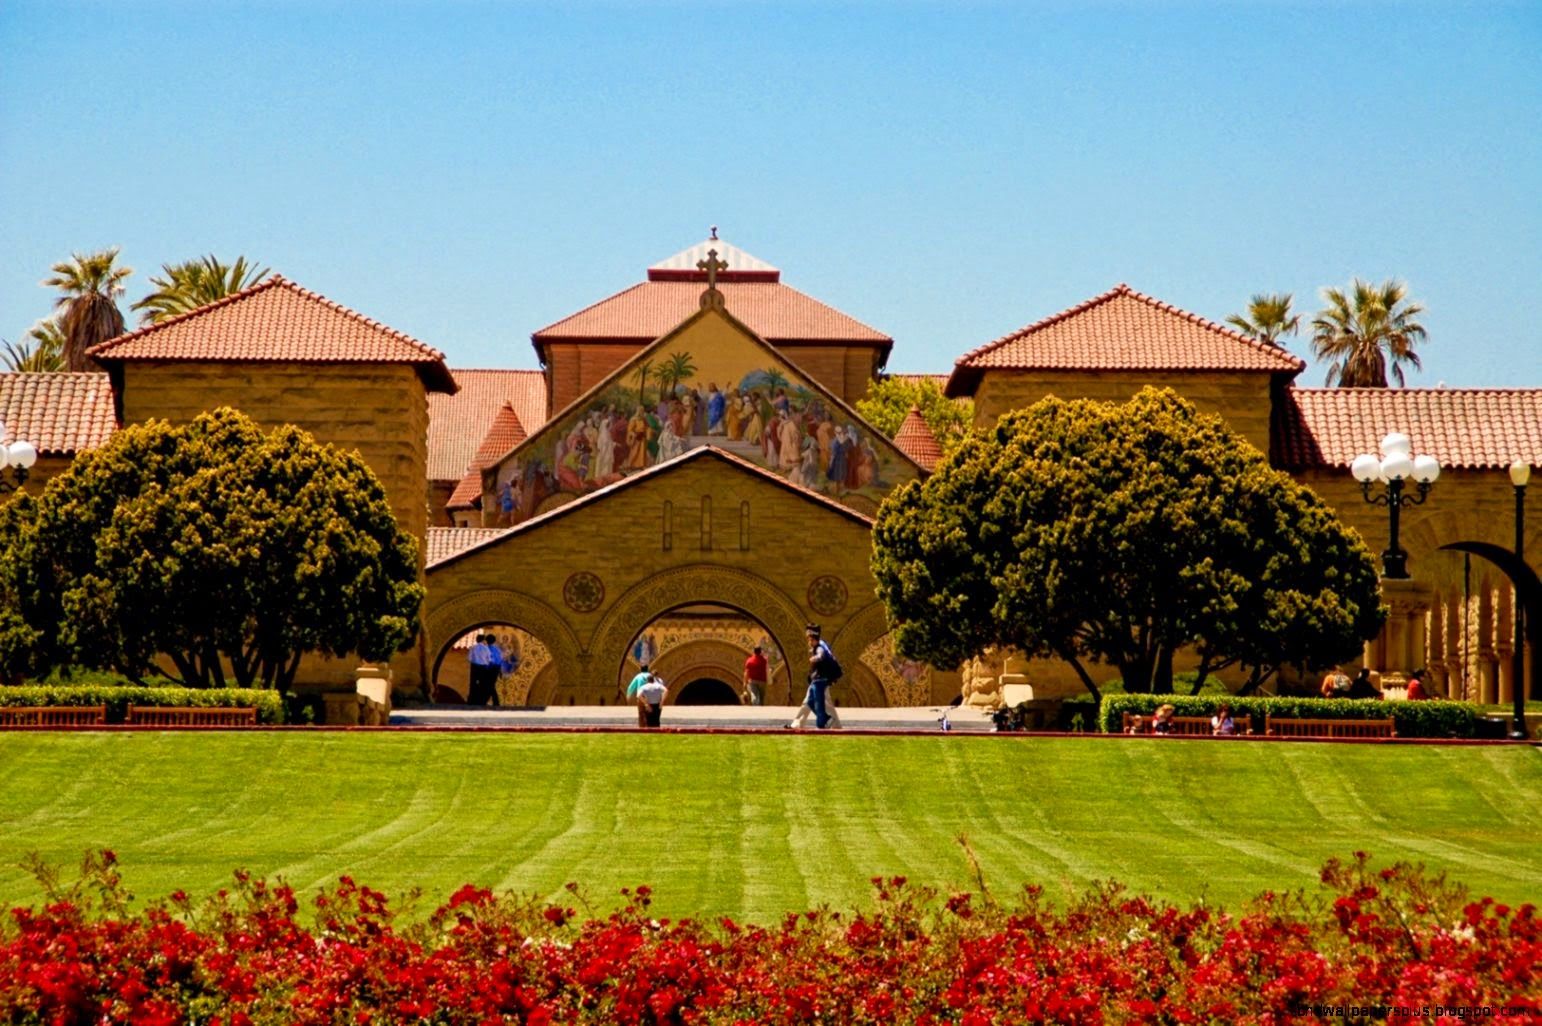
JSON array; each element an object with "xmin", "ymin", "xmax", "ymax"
[{"xmin": 786, "ymin": 623, "xmax": 842, "ymax": 730}]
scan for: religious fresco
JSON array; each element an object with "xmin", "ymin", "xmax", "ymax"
[{"xmin": 488, "ymin": 321, "xmax": 917, "ymax": 524}]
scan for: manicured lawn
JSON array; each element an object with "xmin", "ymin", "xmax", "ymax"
[{"xmin": 0, "ymin": 732, "xmax": 1537, "ymax": 919}]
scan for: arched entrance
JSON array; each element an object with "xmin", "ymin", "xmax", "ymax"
[
  {"xmin": 420, "ymin": 589, "xmax": 584, "ymax": 707},
  {"xmin": 675, "ymin": 678, "xmax": 742, "ymax": 705},
  {"xmin": 429, "ymin": 622, "xmax": 556, "ymax": 707},
  {"xmin": 616, "ymin": 599, "xmax": 794, "ymax": 705}
]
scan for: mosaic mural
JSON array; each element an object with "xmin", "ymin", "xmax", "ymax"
[{"xmin": 489, "ymin": 340, "xmax": 914, "ymax": 524}]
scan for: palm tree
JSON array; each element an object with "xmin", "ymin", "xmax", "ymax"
[
  {"xmin": 1226, "ymin": 293, "xmax": 1300, "ymax": 347},
  {"xmin": 633, "ymin": 359, "xmax": 655, "ymax": 408},
  {"xmin": 42, "ymin": 248, "xmax": 133, "ymax": 371},
  {"xmin": 1310, "ymin": 279, "xmax": 1428, "ymax": 387},
  {"xmin": 132, "ymin": 254, "xmax": 269, "ymax": 325},
  {"xmin": 659, "ymin": 351, "xmax": 697, "ymax": 398},
  {"xmin": 1, "ymin": 319, "xmax": 67, "ymax": 372}
]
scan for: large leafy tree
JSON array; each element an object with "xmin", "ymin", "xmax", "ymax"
[
  {"xmin": 41, "ymin": 248, "xmax": 133, "ymax": 371},
  {"xmin": 855, "ymin": 375, "xmax": 974, "ymax": 454},
  {"xmin": 872, "ymin": 387, "xmax": 1383, "ymax": 698},
  {"xmin": 1, "ymin": 319, "xmax": 67, "ymax": 372},
  {"xmin": 1311, "ymin": 278, "xmax": 1427, "ymax": 387},
  {"xmin": 1, "ymin": 408, "xmax": 423, "ymax": 689},
  {"xmin": 1226, "ymin": 293, "xmax": 1300, "ymax": 348},
  {"xmin": 131, "ymin": 254, "xmax": 269, "ymax": 325}
]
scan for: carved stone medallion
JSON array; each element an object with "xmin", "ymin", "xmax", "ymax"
[
  {"xmin": 562, "ymin": 571, "xmax": 605, "ymax": 613},
  {"xmin": 807, "ymin": 574, "xmax": 848, "ymax": 616}
]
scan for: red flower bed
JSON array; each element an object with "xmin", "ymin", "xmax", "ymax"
[{"xmin": 1, "ymin": 851, "xmax": 1537, "ymax": 1024}]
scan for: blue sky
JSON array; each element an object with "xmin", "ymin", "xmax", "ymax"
[{"xmin": 2, "ymin": 1, "xmax": 1538, "ymax": 386}]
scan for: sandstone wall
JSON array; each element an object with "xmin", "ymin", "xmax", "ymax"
[
  {"xmin": 972, "ymin": 369, "xmax": 1277, "ymax": 454},
  {"xmin": 425, "ymin": 456, "xmax": 900, "ymax": 706}
]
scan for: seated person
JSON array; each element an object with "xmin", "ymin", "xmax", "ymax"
[
  {"xmin": 1405, "ymin": 668, "xmax": 1429, "ymax": 701},
  {"xmin": 1211, "ymin": 702, "xmax": 1240, "ymax": 736},
  {"xmin": 1319, "ymin": 670, "xmax": 1350, "ymax": 699},
  {"xmin": 1151, "ymin": 704, "xmax": 1176, "ymax": 735},
  {"xmin": 1346, "ymin": 668, "xmax": 1382, "ymax": 700},
  {"xmin": 1125, "ymin": 714, "xmax": 1146, "ymax": 735}
]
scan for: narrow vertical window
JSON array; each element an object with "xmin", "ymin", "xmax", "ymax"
[
  {"xmin": 739, "ymin": 501, "xmax": 750, "ymax": 551},
  {"xmin": 700, "ymin": 495, "xmax": 712, "ymax": 551},
  {"xmin": 662, "ymin": 500, "xmax": 673, "ymax": 552}
]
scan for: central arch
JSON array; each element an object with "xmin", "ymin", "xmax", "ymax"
[{"xmin": 592, "ymin": 565, "xmax": 809, "ymax": 701}]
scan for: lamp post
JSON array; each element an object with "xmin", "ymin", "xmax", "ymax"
[
  {"xmin": 1509, "ymin": 459, "xmax": 1531, "ymax": 740},
  {"xmin": 0, "ymin": 419, "xmax": 40, "ymax": 495},
  {"xmin": 1351, "ymin": 432, "xmax": 1441, "ymax": 579}
]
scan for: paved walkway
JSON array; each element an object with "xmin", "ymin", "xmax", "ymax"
[{"xmin": 391, "ymin": 704, "xmax": 993, "ymax": 732}]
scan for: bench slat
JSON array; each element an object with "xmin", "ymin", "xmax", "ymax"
[
  {"xmin": 125, "ymin": 705, "xmax": 258, "ymax": 727},
  {"xmin": 0, "ymin": 705, "xmax": 108, "ymax": 727},
  {"xmin": 1266, "ymin": 715, "xmax": 1396, "ymax": 739}
]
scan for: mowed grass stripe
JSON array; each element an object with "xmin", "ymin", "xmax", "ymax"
[{"xmin": 0, "ymin": 733, "xmax": 1537, "ymax": 919}]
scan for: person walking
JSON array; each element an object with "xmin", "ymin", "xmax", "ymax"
[
  {"xmin": 639, "ymin": 672, "xmax": 668, "ymax": 728},
  {"xmin": 627, "ymin": 663, "xmax": 655, "ymax": 728},
  {"xmin": 743, "ymin": 645, "xmax": 768, "ymax": 706},
  {"xmin": 786, "ymin": 624, "xmax": 842, "ymax": 730}
]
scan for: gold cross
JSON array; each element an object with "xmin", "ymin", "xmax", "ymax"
[{"xmin": 696, "ymin": 248, "xmax": 729, "ymax": 290}]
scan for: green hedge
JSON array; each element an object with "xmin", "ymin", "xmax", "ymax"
[
  {"xmin": 0, "ymin": 686, "xmax": 285, "ymax": 724},
  {"xmin": 1098, "ymin": 694, "xmax": 1479, "ymax": 739}
]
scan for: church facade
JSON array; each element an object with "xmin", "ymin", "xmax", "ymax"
[{"xmin": 2, "ymin": 234, "xmax": 1538, "ymax": 709}]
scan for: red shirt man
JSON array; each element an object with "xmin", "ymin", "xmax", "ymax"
[
  {"xmin": 1405, "ymin": 671, "xmax": 1429, "ymax": 701},
  {"xmin": 743, "ymin": 646, "xmax": 769, "ymax": 706}
]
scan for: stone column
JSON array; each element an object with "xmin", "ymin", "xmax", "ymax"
[
  {"xmin": 1443, "ymin": 598, "xmax": 1465, "ymax": 700},
  {"xmin": 1477, "ymin": 581, "xmax": 1497, "ymax": 705},
  {"xmin": 1426, "ymin": 596, "xmax": 1448, "ymax": 696},
  {"xmin": 1496, "ymin": 586, "xmax": 1515, "ymax": 706},
  {"xmin": 1367, "ymin": 578, "xmax": 1435, "ymax": 687}
]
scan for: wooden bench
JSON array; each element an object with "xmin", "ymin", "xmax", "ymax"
[
  {"xmin": 1122, "ymin": 713, "xmax": 1245, "ymax": 736},
  {"xmin": 0, "ymin": 705, "xmax": 108, "ymax": 727},
  {"xmin": 1265, "ymin": 715, "xmax": 1396, "ymax": 739},
  {"xmin": 125, "ymin": 705, "xmax": 258, "ymax": 727}
]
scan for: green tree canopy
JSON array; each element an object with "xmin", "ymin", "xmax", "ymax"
[
  {"xmin": 41, "ymin": 248, "xmax": 132, "ymax": 371},
  {"xmin": 855, "ymin": 375, "xmax": 973, "ymax": 454},
  {"xmin": 1311, "ymin": 278, "xmax": 1427, "ymax": 387},
  {"xmin": 131, "ymin": 255, "xmax": 269, "ymax": 325},
  {"xmin": 872, "ymin": 387, "xmax": 1384, "ymax": 698},
  {"xmin": 0, "ymin": 408, "xmax": 423, "ymax": 689}
]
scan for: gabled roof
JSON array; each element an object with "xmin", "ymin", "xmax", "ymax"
[
  {"xmin": 1273, "ymin": 387, "xmax": 1542, "ymax": 471},
  {"xmin": 493, "ymin": 300, "xmax": 922, "ymax": 478},
  {"xmin": 648, "ymin": 236, "xmax": 780, "ymax": 282},
  {"xmin": 426, "ymin": 526, "xmax": 512, "ymax": 564},
  {"xmin": 946, "ymin": 284, "xmax": 1304, "ymax": 396},
  {"xmin": 893, "ymin": 406, "xmax": 944, "ymax": 472},
  {"xmin": 531, "ymin": 281, "xmax": 891, "ymax": 350},
  {"xmin": 428, "ymin": 369, "xmax": 547, "ymax": 481},
  {"xmin": 86, "ymin": 275, "xmax": 456, "ymax": 394},
  {"xmin": 0, "ymin": 372, "xmax": 117, "ymax": 455},
  {"xmin": 447, "ymin": 402, "xmax": 527, "ymax": 510},
  {"xmin": 428, "ymin": 445, "xmax": 875, "ymax": 571}
]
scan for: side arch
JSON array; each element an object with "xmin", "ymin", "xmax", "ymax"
[
  {"xmin": 422, "ymin": 588, "xmax": 585, "ymax": 696},
  {"xmin": 589, "ymin": 565, "xmax": 809, "ymax": 696}
]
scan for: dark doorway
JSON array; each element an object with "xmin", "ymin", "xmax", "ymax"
[{"xmin": 675, "ymin": 678, "xmax": 741, "ymax": 706}]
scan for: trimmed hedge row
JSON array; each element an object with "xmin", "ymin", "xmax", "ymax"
[
  {"xmin": 1098, "ymin": 693, "xmax": 1480, "ymax": 738},
  {"xmin": 0, "ymin": 686, "xmax": 285, "ymax": 725}
]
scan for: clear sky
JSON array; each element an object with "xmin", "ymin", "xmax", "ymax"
[{"xmin": 2, "ymin": 1, "xmax": 1537, "ymax": 387}]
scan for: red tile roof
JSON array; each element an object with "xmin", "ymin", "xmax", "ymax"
[
  {"xmin": 893, "ymin": 406, "xmax": 944, "ymax": 472},
  {"xmin": 446, "ymin": 402, "xmax": 527, "ymax": 510},
  {"xmin": 1274, "ymin": 387, "xmax": 1542, "ymax": 470},
  {"xmin": 86, "ymin": 275, "xmax": 456, "ymax": 394},
  {"xmin": 425, "ymin": 526, "xmax": 512, "ymax": 564},
  {"xmin": 428, "ymin": 369, "xmax": 547, "ymax": 481},
  {"xmin": 947, "ymin": 284, "xmax": 1304, "ymax": 396},
  {"xmin": 531, "ymin": 281, "xmax": 892, "ymax": 350},
  {"xmin": 0, "ymin": 372, "xmax": 117, "ymax": 455}
]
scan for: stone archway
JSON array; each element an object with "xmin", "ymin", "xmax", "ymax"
[
  {"xmin": 830, "ymin": 601, "xmax": 926, "ymax": 706},
  {"xmin": 591, "ymin": 565, "xmax": 809, "ymax": 699},
  {"xmin": 422, "ymin": 588, "xmax": 584, "ymax": 705}
]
